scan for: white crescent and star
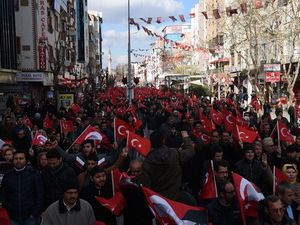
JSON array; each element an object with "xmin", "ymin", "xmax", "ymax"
[
  {"xmin": 239, "ymin": 131, "xmax": 249, "ymax": 139},
  {"xmin": 131, "ymin": 139, "xmax": 141, "ymax": 148},
  {"xmin": 85, "ymin": 131, "xmax": 103, "ymax": 141},
  {"xmin": 280, "ymin": 128, "xmax": 289, "ymax": 137},
  {"xmin": 118, "ymin": 125, "xmax": 127, "ymax": 136},
  {"xmin": 226, "ymin": 114, "xmax": 234, "ymax": 124}
]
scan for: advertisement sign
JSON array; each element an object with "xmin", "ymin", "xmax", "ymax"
[
  {"xmin": 38, "ymin": 46, "xmax": 47, "ymax": 70},
  {"xmin": 38, "ymin": 0, "xmax": 48, "ymax": 70},
  {"xmin": 16, "ymin": 72, "xmax": 44, "ymax": 82},
  {"xmin": 58, "ymin": 93, "xmax": 74, "ymax": 109},
  {"xmin": 264, "ymin": 64, "xmax": 281, "ymax": 83}
]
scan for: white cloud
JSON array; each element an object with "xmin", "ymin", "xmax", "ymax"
[{"xmin": 88, "ymin": 0, "xmax": 184, "ymax": 23}]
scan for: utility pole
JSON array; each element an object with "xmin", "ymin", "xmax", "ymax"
[{"xmin": 127, "ymin": 0, "xmax": 133, "ymax": 104}]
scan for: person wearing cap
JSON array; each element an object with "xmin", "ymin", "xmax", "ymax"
[
  {"xmin": 42, "ymin": 180, "xmax": 95, "ymax": 225},
  {"xmin": 235, "ymin": 143, "xmax": 273, "ymax": 195}
]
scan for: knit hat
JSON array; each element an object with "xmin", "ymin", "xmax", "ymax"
[{"xmin": 62, "ymin": 179, "xmax": 79, "ymax": 193}]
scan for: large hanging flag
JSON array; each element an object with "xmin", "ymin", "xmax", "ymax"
[
  {"xmin": 198, "ymin": 161, "xmax": 218, "ymax": 200},
  {"xmin": 127, "ymin": 131, "xmax": 151, "ymax": 156},
  {"xmin": 232, "ymin": 172, "xmax": 265, "ymax": 225},
  {"xmin": 142, "ymin": 187, "xmax": 208, "ymax": 225}
]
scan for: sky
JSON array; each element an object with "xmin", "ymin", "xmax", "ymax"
[{"xmin": 88, "ymin": 0, "xmax": 198, "ymax": 68}]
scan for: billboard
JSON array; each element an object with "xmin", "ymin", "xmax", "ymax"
[{"xmin": 264, "ymin": 64, "xmax": 281, "ymax": 83}]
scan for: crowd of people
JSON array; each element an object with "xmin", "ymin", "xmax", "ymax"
[{"xmin": 0, "ymin": 89, "xmax": 300, "ymax": 225}]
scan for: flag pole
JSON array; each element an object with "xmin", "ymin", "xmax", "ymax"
[
  {"xmin": 211, "ymin": 160, "xmax": 218, "ymax": 198},
  {"xmin": 113, "ymin": 117, "xmax": 116, "ymax": 143},
  {"xmin": 236, "ymin": 125, "xmax": 243, "ymax": 149},
  {"xmin": 111, "ymin": 170, "xmax": 115, "ymax": 196},
  {"xmin": 277, "ymin": 121, "xmax": 281, "ymax": 153},
  {"xmin": 66, "ymin": 125, "xmax": 91, "ymax": 152},
  {"xmin": 273, "ymin": 166, "xmax": 276, "ymax": 195}
]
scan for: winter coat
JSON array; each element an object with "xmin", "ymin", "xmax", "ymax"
[
  {"xmin": 42, "ymin": 198, "xmax": 95, "ymax": 225},
  {"xmin": 42, "ymin": 162, "xmax": 77, "ymax": 209},
  {"xmin": 81, "ymin": 182, "xmax": 117, "ymax": 225},
  {"xmin": 139, "ymin": 136, "xmax": 194, "ymax": 200},
  {"xmin": 0, "ymin": 166, "xmax": 44, "ymax": 220}
]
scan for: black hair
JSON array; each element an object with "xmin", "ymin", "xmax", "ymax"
[
  {"xmin": 150, "ymin": 130, "xmax": 164, "ymax": 148},
  {"xmin": 13, "ymin": 150, "xmax": 28, "ymax": 161},
  {"xmin": 90, "ymin": 166, "xmax": 106, "ymax": 177},
  {"xmin": 263, "ymin": 195, "xmax": 281, "ymax": 209},
  {"xmin": 216, "ymin": 179, "xmax": 232, "ymax": 195},
  {"xmin": 213, "ymin": 159, "xmax": 229, "ymax": 172},
  {"xmin": 82, "ymin": 139, "xmax": 95, "ymax": 147},
  {"xmin": 46, "ymin": 148, "xmax": 62, "ymax": 159},
  {"xmin": 209, "ymin": 144, "xmax": 223, "ymax": 159},
  {"xmin": 277, "ymin": 181, "xmax": 293, "ymax": 195}
]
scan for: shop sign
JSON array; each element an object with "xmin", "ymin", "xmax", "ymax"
[
  {"xmin": 16, "ymin": 72, "xmax": 43, "ymax": 82},
  {"xmin": 264, "ymin": 64, "xmax": 281, "ymax": 83},
  {"xmin": 58, "ymin": 93, "xmax": 74, "ymax": 109}
]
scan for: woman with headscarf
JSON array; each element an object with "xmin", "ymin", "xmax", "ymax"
[{"xmin": 282, "ymin": 163, "xmax": 300, "ymax": 203}]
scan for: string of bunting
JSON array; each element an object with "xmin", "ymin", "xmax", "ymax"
[{"xmin": 130, "ymin": 13, "xmax": 195, "ymax": 25}]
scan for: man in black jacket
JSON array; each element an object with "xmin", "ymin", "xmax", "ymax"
[
  {"xmin": 42, "ymin": 148, "xmax": 76, "ymax": 209},
  {"xmin": 0, "ymin": 151, "xmax": 44, "ymax": 225},
  {"xmin": 207, "ymin": 180, "xmax": 242, "ymax": 225},
  {"xmin": 80, "ymin": 166, "xmax": 117, "ymax": 225}
]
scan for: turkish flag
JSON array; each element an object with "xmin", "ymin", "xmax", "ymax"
[
  {"xmin": 200, "ymin": 133, "xmax": 211, "ymax": 145},
  {"xmin": 277, "ymin": 121, "xmax": 294, "ymax": 143},
  {"xmin": 210, "ymin": 108, "xmax": 223, "ymax": 126},
  {"xmin": 127, "ymin": 131, "xmax": 151, "ymax": 156},
  {"xmin": 111, "ymin": 168, "xmax": 122, "ymax": 195},
  {"xmin": 232, "ymin": 172, "xmax": 265, "ymax": 225},
  {"xmin": 200, "ymin": 112, "xmax": 215, "ymax": 133},
  {"xmin": 0, "ymin": 208, "xmax": 9, "ymax": 225},
  {"xmin": 222, "ymin": 109, "xmax": 236, "ymax": 131},
  {"xmin": 23, "ymin": 116, "xmax": 33, "ymax": 129},
  {"xmin": 95, "ymin": 192, "xmax": 126, "ymax": 216},
  {"xmin": 43, "ymin": 113, "xmax": 53, "ymax": 130},
  {"xmin": 142, "ymin": 187, "xmax": 208, "ymax": 225},
  {"xmin": 71, "ymin": 103, "xmax": 81, "ymax": 113},
  {"xmin": 273, "ymin": 166, "xmax": 289, "ymax": 194},
  {"xmin": 133, "ymin": 116, "xmax": 143, "ymax": 130},
  {"xmin": 73, "ymin": 125, "xmax": 105, "ymax": 145},
  {"xmin": 114, "ymin": 118, "xmax": 133, "ymax": 140},
  {"xmin": 32, "ymin": 132, "xmax": 48, "ymax": 147},
  {"xmin": 198, "ymin": 161, "xmax": 218, "ymax": 200},
  {"xmin": 234, "ymin": 125, "xmax": 258, "ymax": 143},
  {"xmin": 60, "ymin": 120, "xmax": 75, "ymax": 133}
]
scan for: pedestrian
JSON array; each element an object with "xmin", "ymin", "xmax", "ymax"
[{"xmin": 42, "ymin": 180, "xmax": 95, "ymax": 225}]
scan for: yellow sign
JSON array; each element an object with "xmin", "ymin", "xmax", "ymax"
[{"xmin": 58, "ymin": 93, "xmax": 74, "ymax": 109}]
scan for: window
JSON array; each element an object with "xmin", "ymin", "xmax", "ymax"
[
  {"xmin": 15, "ymin": 0, "xmax": 19, "ymax": 11},
  {"xmin": 16, "ymin": 37, "xmax": 21, "ymax": 54},
  {"xmin": 20, "ymin": 0, "xmax": 29, "ymax": 6},
  {"xmin": 22, "ymin": 45, "xmax": 30, "ymax": 51},
  {"xmin": 54, "ymin": 15, "xmax": 59, "ymax": 31}
]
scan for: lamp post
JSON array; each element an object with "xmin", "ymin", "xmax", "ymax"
[{"xmin": 127, "ymin": 0, "xmax": 133, "ymax": 104}]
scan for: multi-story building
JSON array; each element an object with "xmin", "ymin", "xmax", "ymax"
[
  {"xmin": 0, "ymin": 0, "xmax": 18, "ymax": 104},
  {"xmin": 88, "ymin": 10, "xmax": 103, "ymax": 89}
]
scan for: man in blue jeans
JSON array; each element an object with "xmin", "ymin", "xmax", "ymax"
[{"xmin": 0, "ymin": 151, "xmax": 44, "ymax": 225}]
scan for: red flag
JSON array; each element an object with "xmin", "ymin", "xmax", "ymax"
[
  {"xmin": 179, "ymin": 14, "xmax": 186, "ymax": 22},
  {"xmin": 0, "ymin": 208, "xmax": 9, "ymax": 225},
  {"xmin": 200, "ymin": 112, "xmax": 215, "ymax": 133},
  {"xmin": 127, "ymin": 131, "xmax": 151, "ymax": 156},
  {"xmin": 43, "ymin": 113, "xmax": 53, "ymax": 130},
  {"xmin": 142, "ymin": 187, "xmax": 208, "ymax": 225},
  {"xmin": 71, "ymin": 103, "xmax": 81, "ymax": 113},
  {"xmin": 210, "ymin": 108, "xmax": 223, "ymax": 125},
  {"xmin": 93, "ymin": 222, "xmax": 106, "ymax": 225},
  {"xmin": 23, "ymin": 116, "xmax": 33, "ymax": 129},
  {"xmin": 95, "ymin": 192, "xmax": 126, "ymax": 216},
  {"xmin": 73, "ymin": 125, "xmax": 105, "ymax": 145},
  {"xmin": 277, "ymin": 121, "xmax": 294, "ymax": 143},
  {"xmin": 232, "ymin": 172, "xmax": 265, "ymax": 225},
  {"xmin": 273, "ymin": 166, "xmax": 289, "ymax": 194},
  {"xmin": 60, "ymin": 120, "xmax": 75, "ymax": 133},
  {"xmin": 32, "ymin": 132, "xmax": 48, "ymax": 147},
  {"xmin": 200, "ymin": 133, "xmax": 211, "ymax": 145},
  {"xmin": 234, "ymin": 125, "xmax": 258, "ymax": 143},
  {"xmin": 111, "ymin": 168, "xmax": 122, "ymax": 195},
  {"xmin": 222, "ymin": 109, "xmax": 236, "ymax": 131},
  {"xmin": 114, "ymin": 118, "xmax": 133, "ymax": 140},
  {"xmin": 198, "ymin": 161, "xmax": 218, "ymax": 200},
  {"xmin": 133, "ymin": 116, "xmax": 143, "ymax": 130},
  {"xmin": 295, "ymin": 105, "xmax": 300, "ymax": 121}
]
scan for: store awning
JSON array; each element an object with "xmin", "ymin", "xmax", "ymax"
[{"xmin": 0, "ymin": 69, "xmax": 17, "ymax": 83}]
